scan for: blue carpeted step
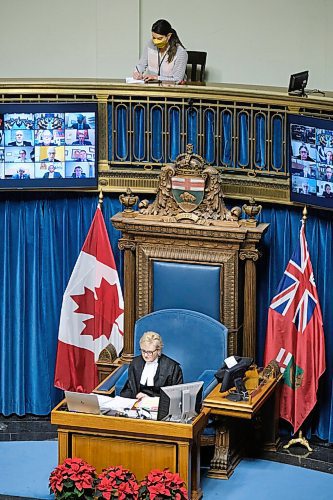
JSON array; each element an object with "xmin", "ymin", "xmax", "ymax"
[{"xmin": 1, "ymin": 441, "xmax": 333, "ymax": 499}]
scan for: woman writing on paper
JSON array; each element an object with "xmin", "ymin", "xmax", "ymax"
[
  {"xmin": 133, "ymin": 19, "xmax": 188, "ymax": 84},
  {"xmin": 120, "ymin": 332, "xmax": 183, "ymax": 399}
]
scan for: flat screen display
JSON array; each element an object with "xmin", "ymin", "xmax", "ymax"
[
  {"xmin": 289, "ymin": 114, "xmax": 333, "ymax": 209},
  {"xmin": 157, "ymin": 381, "xmax": 203, "ymax": 422},
  {"xmin": 0, "ymin": 103, "xmax": 98, "ymax": 190}
]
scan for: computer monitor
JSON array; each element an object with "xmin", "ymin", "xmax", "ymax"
[
  {"xmin": 0, "ymin": 103, "xmax": 98, "ymax": 190},
  {"xmin": 157, "ymin": 381, "xmax": 203, "ymax": 423},
  {"xmin": 288, "ymin": 113, "xmax": 333, "ymax": 210},
  {"xmin": 288, "ymin": 70, "xmax": 309, "ymax": 97}
]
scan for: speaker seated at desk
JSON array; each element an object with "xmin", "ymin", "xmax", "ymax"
[
  {"xmin": 120, "ymin": 331, "xmax": 183, "ymax": 399},
  {"xmin": 97, "ymin": 309, "xmax": 228, "ymax": 402}
]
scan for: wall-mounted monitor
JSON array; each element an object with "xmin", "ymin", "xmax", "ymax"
[
  {"xmin": 288, "ymin": 114, "xmax": 333, "ymax": 210},
  {"xmin": 0, "ymin": 103, "xmax": 98, "ymax": 190}
]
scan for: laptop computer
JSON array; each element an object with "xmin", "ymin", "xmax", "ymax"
[{"xmin": 65, "ymin": 391, "xmax": 108, "ymax": 415}]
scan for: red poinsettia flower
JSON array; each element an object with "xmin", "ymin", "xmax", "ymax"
[
  {"xmin": 95, "ymin": 465, "xmax": 139, "ymax": 500},
  {"xmin": 139, "ymin": 468, "xmax": 188, "ymax": 499},
  {"xmin": 49, "ymin": 457, "xmax": 96, "ymax": 500}
]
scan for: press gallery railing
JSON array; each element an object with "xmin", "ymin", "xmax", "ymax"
[
  {"xmin": 109, "ymin": 97, "xmax": 285, "ymax": 173},
  {"xmin": 1, "ymin": 79, "xmax": 333, "ymax": 202},
  {"xmin": 105, "ymin": 85, "xmax": 333, "ymax": 202}
]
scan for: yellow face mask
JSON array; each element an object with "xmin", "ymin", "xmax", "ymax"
[{"xmin": 152, "ymin": 37, "xmax": 169, "ymax": 49}]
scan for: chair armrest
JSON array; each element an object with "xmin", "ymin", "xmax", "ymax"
[
  {"xmin": 114, "ymin": 370, "xmax": 129, "ymax": 396},
  {"xmin": 93, "ymin": 364, "xmax": 128, "ymax": 394},
  {"xmin": 198, "ymin": 369, "xmax": 218, "ymax": 399}
]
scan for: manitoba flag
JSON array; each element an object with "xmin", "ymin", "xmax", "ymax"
[
  {"xmin": 264, "ymin": 221, "xmax": 325, "ymax": 433},
  {"xmin": 54, "ymin": 207, "xmax": 124, "ymax": 393}
]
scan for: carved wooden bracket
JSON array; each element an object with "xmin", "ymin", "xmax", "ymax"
[
  {"xmin": 118, "ymin": 238, "xmax": 136, "ymax": 252},
  {"xmin": 239, "ymin": 249, "xmax": 260, "ymax": 261}
]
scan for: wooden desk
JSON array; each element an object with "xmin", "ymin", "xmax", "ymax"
[
  {"xmin": 51, "ymin": 403, "xmax": 209, "ymax": 500},
  {"xmin": 203, "ymin": 375, "xmax": 282, "ymax": 479}
]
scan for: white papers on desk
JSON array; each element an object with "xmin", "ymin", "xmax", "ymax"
[
  {"xmin": 93, "ymin": 394, "xmax": 137, "ymax": 412},
  {"xmin": 136, "ymin": 396, "xmax": 160, "ymax": 411},
  {"xmin": 126, "ymin": 77, "xmax": 145, "ymax": 84}
]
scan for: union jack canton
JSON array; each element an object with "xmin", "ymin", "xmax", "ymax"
[{"xmin": 269, "ymin": 222, "xmax": 318, "ymax": 334}]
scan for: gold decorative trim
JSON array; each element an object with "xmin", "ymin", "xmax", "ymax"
[{"xmin": 136, "ymin": 243, "xmax": 238, "ymax": 332}]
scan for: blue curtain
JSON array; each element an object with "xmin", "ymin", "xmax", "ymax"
[
  {"xmin": 221, "ymin": 111, "xmax": 232, "ymax": 166},
  {"xmin": 0, "ymin": 193, "xmax": 122, "ymax": 416},
  {"xmin": 256, "ymin": 204, "xmax": 333, "ymax": 442},
  {"xmin": 204, "ymin": 110, "xmax": 215, "ymax": 164},
  {"xmin": 255, "ymin": 114, "xmax": 266, "ymax": 168},
  {"xmin": 133, "ymin": 106, "xmax": 145, "ymax": 161},
  {"xmin": 151, "ymin": 107, "xmax": 163, "ymax": 162},
  {"xmin": 169, "ymin": 107, "xmax": 180, "ymax": 162},
  {"xmin": 238, "ymin": 113, "xmax": 249, "ymax": 166},
  {"xmin": 187, "ymin": 110, "xmax": 198, "ymax": 152},
  {"xmin": 272, "ymin": 115, "xmax": 283, "ymax": 170},
  {"xmin": 116, "ymin": 106, "xmax": 128, "ymax": 161}
]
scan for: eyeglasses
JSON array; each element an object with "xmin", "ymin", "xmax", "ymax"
[{"xmin": 140, "ymin": 349, "xmax": 158, "ymax": 356}]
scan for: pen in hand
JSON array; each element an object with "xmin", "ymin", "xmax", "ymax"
[{"xmin": 134, "ymin": 66, "xmax": 143, "ymax": 79}]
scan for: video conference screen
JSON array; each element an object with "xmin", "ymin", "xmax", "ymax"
[
  {"xmin": 289, "ymin": 114, "xmax": 333, "ymax": 209},
  {"xmin": 0, "ymin": 103, "xmax": 98, "ymax": 189}
]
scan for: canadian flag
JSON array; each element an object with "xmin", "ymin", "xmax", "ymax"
[{"xmin": 54, "ymin": 206, "xmax": 124, "ymax": 393}]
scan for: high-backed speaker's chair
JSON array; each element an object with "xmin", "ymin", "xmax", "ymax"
[
  {"xmin": 97, "ymin": 308, "xmax": 228, "ymax": 399},
  {"xmin": 186, "ymin": 51, "xmax": 207, "ymax": 83}
]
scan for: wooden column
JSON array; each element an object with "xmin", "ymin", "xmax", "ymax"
[
  {"xmin": 240, "ymin": 249, "xmax": 259, "ymax": 359},
  {"xmin": 118, "ymin": 238, "xmax": 136, "ymax": 363},
  {"xmin": 96, "ymin": 94, "xmax": 110, "ymax": 172}
]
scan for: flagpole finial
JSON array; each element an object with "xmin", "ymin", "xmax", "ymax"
[
  {"xmin": 98, "ymin": 189, "xmax": 104, "ymax": 209},
  {"xmin": 302, "ymin": 205, "xmax": 307, "ymax": 224}
]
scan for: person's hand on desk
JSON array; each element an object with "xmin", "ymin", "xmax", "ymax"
[
  {"xmin": 135, "ymin": 392, "xmax": 146, "ymax": 400},
  {"xmin": 143, "ymin": 74, "xmax": 158, "ymax": 83}
]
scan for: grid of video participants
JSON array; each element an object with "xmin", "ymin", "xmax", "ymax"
[
  {"xmin": 290, "ymin": 124, "xmax": 333, "ymax": 200},
  {"xmin": 0, "ymin": 112, "xmax": 96, "ymax": 180}
]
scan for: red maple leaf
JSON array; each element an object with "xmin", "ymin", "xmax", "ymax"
[{"xmin": 70, "ymin": 278, "xmax": 123, "ymax": 341}]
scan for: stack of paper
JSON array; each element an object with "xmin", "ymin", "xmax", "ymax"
[
  {"xmin": 125, "ymin": 77, "xmax": 145, "ymax": 84},
  {"xmin": 93, "ymin": 394, "xmax": 137, "ymax": 412},
  {"xmin": 136, "ymin": 396, "xmax": 160, "ymax": 411}
]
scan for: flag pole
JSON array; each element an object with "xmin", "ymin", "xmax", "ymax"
[
  {"xmin": 283, "ymin": 204, "xmax": 313, "ymax": 453},
  {"xmin": 283, "ymin": 430, "xmax": 312, "ymax": 452},
  {"xmin": 302, "ymin": 205, "xmax": 307, "ymax": 224},
  {"xmin": 98, "ymin": 188, "xmax": 104, "ymax": 209}
]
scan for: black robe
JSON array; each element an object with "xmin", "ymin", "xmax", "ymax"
[{"xmin": 120, "ymin": 353, "xmax": 183, "ymax": 398}]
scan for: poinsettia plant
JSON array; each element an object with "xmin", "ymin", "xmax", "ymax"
[
  {"xmin": 138, "ymin": 468, "xmax": 188, "ymax": 500},
  {"xmin": 95, "ymin": 465, "xmax": 139, "ymax": 500},
  {"xmin": 49, "ymin": 457, "xmax": 96, "ymax": 499}
]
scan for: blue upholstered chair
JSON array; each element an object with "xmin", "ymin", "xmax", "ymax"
[{"xmin": 98, "ymin": 308, "xmax": 228, "ymax": 399}]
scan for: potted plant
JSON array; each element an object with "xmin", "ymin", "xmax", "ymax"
[
  {"xmin": 95, "ymin": 465, "xmax": 139, "ymax": 500},
  {"xmin": 138, "ymin": 468, "xmax": 188, "ymax": 500},
  {"xmin": 49, "ymin": 457, "xmax": 96, "ymax": 499}
]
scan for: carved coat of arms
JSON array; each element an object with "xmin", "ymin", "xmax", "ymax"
[
  {"xmin": 171, "ymin": 174, "xmax": 205, "ymax": 212},
  {"xmin": 133, "ymin": 144, "xmax": 259, "ymax": 226}
]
